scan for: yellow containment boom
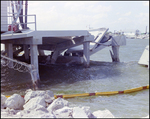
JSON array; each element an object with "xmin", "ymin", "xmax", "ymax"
[{"xmin": 5, "ymin": 85, "xmax": 149, "ymax": 99}]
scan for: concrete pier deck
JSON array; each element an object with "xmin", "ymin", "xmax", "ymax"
[
  {"xmin": 1, "ymin": 28, "xmax": 126, "ymax": 83},
  {"xmin": 1, "ymin": 29, "xmax": 95, "ymax": 81}
]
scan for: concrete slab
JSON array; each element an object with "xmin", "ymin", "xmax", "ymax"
[{"xmin": 1, "ymin": 30, "xmax": 91, "ymax": 41}]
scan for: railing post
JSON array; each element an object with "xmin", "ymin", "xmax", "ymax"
[
  {"xmin": 35, "ymin": 15, "xmax": 37, "ymax": 31},
  {"xmin": 2, "ymin": 14, "xmax": 36, "ymax": 32}
]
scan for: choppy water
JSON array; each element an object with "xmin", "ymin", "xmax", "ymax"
[{"xmin": 1, "ymin": 38, "xmax": 149, "ymax": 118}]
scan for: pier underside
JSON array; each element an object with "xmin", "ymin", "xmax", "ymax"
[{"xmin": 1, "ymin": 28, "xmax": 126, "ymax": 84}]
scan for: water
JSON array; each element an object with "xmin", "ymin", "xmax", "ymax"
[{"xmin": 1, "ymin": 38, "xmax": 149, "ymax": 118}]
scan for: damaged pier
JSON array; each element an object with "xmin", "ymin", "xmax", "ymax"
[
  {"xmin": 1, "ymin": 28, "xmax": 126, "ymax": 84},
  {"xmin": 1, "ymin": 1, "xmax": 126, "ymax": 86}
]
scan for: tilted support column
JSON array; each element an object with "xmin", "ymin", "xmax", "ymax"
[
  {"xmin": 110, "ymin": 35, "xmax": 126, "ymax": 62},
  {"xmin": 110, "ymin": 46, "xmax": 120, "ymax": 62},
  {"xmin": 30, "ymin": 44, "xmax": 40, "ymax": 80},
  {"xmin": 51, "ymin": 50, "xmax": 60, "ymax": 64},
  {"xmin": 83, "ymin": 40, "xmax": 90, "ymax": 68},
  {"xmin": 83, "ymin": 35, "xmax": 94, "ymax": 68}
]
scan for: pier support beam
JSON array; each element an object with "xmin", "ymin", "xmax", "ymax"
[
  {"xmin": 23, "ymin": 45, "xmax": 29, "ymax": 60},
  {"xmin": 30, "ymin": 44, "xmax": 40, "ymax": 80},
  {"xmin": 51, "ymin": 50, "xmax": 60, "ymax": 64},
  {"xmin": 110, "ymin": 46, "xmax": 120, "ymax": 62},
  {"xmin": 5, "ymin": 43, "xmax": 13, "ymax": 67},
  {"xmin": 83, "ymin": 41, "xmax": 90, "ymax": 68}
]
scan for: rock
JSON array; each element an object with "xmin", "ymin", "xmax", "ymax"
[
  {"xmin": 1, "ymin": 95, "xmax": 7, "ymax": 106},
  {"xmin": 44, "ymin": 90, "xmax": 55, "ymax": 104},
  {"xmin": 24, "ymin": 90, "xmax": 55, "ymax": 104},
  {"xmin": 53, "ymin": 106, "xmax": 73, "ymax": 118},
  {"xmin": 72, "ymin": 107, "xmax": 88, "ymax": 118},
  {"xmin": 24, "ymin": 90, "xmax": 45, "ymax": 103},
  {"xmin": 30, "ymin": 104, "xmax": 49, "ymax": 113},
  {"xmin": 1, "ymin": 109, "xmax": 9, "ymax": 118},
  {"xmin": 81, "ymin": 106, "xmax": 96, "ymax": 118},
  {"xmin": 92, "ymin": 109, "xmax": 115, "ymax": 118},
  {"xmin": 24, "ymin": 104, "xmax": 49, "ymax": 117},
  {"xmin": 5, "ymin": 94, "xmax": 25, "ymax": 110},
  {"xmin": 1, "ymin": 108, "xmax": 21, "ymax": 118},
  {"xmin": 17, "ymin": 103, "xmax": 56, "ymax": 118},
  {"xmin": 21, "ymin": 112, "xmax": 56, "ymax": 118},
  {"xmin": 17, "ymin": 105, "xmax": 55, "ymax": 118},
  {"xmin": 6, "ymin": 107, "xmax": 20, "ymax": 115},
  {"xmin": 23, "ymin": 96, "xmax": 46, "ymax": 110},
  {"xmin": 16, "ymin": 110, "xmax": 30, "ymax": 118},
  {"xmin": 25, "ymin": 89, "xmax": 33, "ymax": 94},
  {"xmin": 47, "ymin": 97, "xmax": 69, "ymax": 113},
  {"xmin": 1, "ymin": 105, "xmax": 6, "ymax": 109},
  {"xmin": 40, "ymin": 113, "xmax": 56, "ymax": 118},
  {"xmin": 1, "ymin": 95, "xmax": 7, "ymax": 109}
]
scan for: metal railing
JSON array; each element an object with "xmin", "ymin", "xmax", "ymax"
[{"xmin": 1, "ymin": 14, "xmax": 37, "ymax": 35}]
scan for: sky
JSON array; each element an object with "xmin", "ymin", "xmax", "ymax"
[{"xmin": 10, "ymin": 1, "xmax": 150, "ymax": 33}]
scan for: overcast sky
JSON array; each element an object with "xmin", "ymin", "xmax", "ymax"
[{"xmin": 24, "ymin": 1, "xmax": 149, "ymax": 33}]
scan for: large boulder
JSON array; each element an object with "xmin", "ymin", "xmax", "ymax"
[
  {"xmin": 92, "ymin": 109, "xmax": 115, "ymax": 118},
  {"xmin": 24, "ymin": 90, "xmax": 54, "ymax": 104},
  {"xmin": 72, "ymin": 107, "xmax": 88, "ymax": 118},
  {"xmin": 23, "ymin": 96, "xmax": 46, "ymax": 110},
  {"xmin": 4, "ymin": 94, "xmax": 25, "ymax": 110},
  {"xmin": 53, "ymin": 106, "xmax": 73, "ymax": 118},
  {"xmin": 24, "ymin": 90, "xmax": 45, "ymax": 103},
  {"xmin": 47, "ymin": 97, "xmax": 69, "ymax": 113}
]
